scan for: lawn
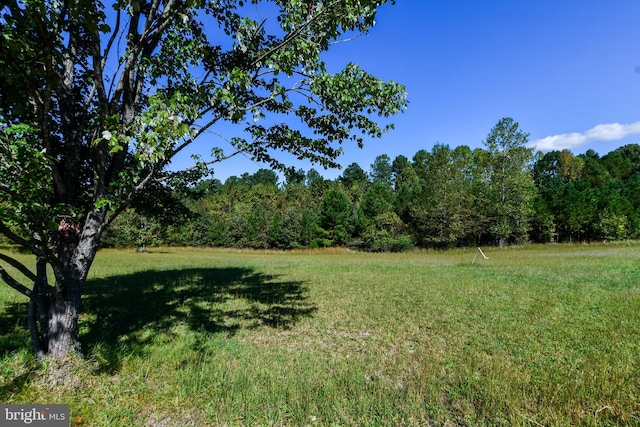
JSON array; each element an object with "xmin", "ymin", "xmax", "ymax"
[{"xmin": 0, "ymin": 243, "xmax": 639, "ymax": 426}]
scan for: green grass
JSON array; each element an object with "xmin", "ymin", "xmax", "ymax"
[{"xmin": 0, "ymin": 243, "xmax": 639, "ymax": 426}]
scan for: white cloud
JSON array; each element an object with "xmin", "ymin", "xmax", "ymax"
[{"xmin": 530, "ymin": 121, "xmax": 640, "ymax": 151}]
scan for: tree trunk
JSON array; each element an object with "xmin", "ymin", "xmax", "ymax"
[
  {"xmin": 27, "ymin": 258, "xmax": 48, "ymax": 358},
  {"xmin": 46, "ymin": 292, "xmax": 83, "ymax": 359},
  {"xmin": 26, "ymin": 261, "xmax": 86, "ymax": 361},
  {"xmin": 39, "ymin": 209, "xmax": 104, "ymax": 360},
  {"xmin": 28, "ymin": 299, "xmax": 45, "ymax": 359}
]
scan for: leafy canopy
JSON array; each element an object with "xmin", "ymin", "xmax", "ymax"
[{"xmin": 0, "ymin": 0, "xmax": 407, "ymax": 257}]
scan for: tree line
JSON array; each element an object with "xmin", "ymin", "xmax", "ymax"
[{"xmin": 102, "ymin": 118, "xmax": 640, "ymax": 251}]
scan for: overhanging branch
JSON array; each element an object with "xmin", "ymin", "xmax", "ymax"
[
  {"xmin": 0, "ymin": 222, "xmax": 46, "ymax": 259},
  {"xmin": 0, "ymin": 252, "xmax": 37, "ymax": 282},
  {"xmin": 0, "ymin": 265, "xmax": 32, "ymax": 298},
  {"xmin": 251, "ymin": 0, "xmax": 341, "ymax": 68}
]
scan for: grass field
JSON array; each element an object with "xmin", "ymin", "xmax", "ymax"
[{"xmin": 0, "ymin": 243, "xmax": 639, "ymax": 426}]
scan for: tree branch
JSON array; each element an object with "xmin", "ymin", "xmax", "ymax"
[
  {"xmin": 0, "ymin": 252, "xmax": 37, "ymax": 282},
  {"xmin": 0, "ymin": 222, "xmax": 48, "ymax": 260},
  {"xmin": 102, "ymin": 7, "xmax": 121, "ymax": 71},
  {"xmin": 103, "ymin": 162, "xmax": 167, "ymax": 230},
  {"xmin": 0, "ymin": 45, "xmax": 45, "ymax": 109},
  {"xmin": 0, "ymin": 265, "xmax": 32, "ymax": 298},
  {"xmin": 251, "ymin": 0, "xmax": 341, "ymax": 68},
  {"xmin": 155, "ymin": 148, "xmax": 246, "ymax": 185}
]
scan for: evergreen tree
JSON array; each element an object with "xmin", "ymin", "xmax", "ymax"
[
  {"xmin": 339, "ymin": 163, "xmax": 370, "ymax": 188},
  {"xmin": 319, "ymin": 188, "xmax": 352, "ymax": 246},
  {"xmin": 370, "ymin": 154, "xmax": 394, "ymax": 188}
]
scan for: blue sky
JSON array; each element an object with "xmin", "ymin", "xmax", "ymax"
[{"xmin": 172, "ymin": 1, "xmax": 640, "ymax": 181}]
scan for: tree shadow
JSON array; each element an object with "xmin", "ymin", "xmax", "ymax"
[
  {"xmin": 0, "ymin": 301, "xmax": 30, "ymax": 357},
  {"xmin": 0, "ymin": 266, "xmax": 315, "ymax": 380},
  {"xmin": 0, "ymin": 300, "xmax": 40, "ymax": 399},
  {"xmin": 80, "ymin": 267, "xmax": 316, "ymax": 372}
]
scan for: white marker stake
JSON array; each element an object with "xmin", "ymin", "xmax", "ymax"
[{"xmin": 472, "ymin": 247, "xmax": 489, "ymax": 264}]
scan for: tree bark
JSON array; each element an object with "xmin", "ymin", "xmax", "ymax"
[
  {"xmin": 28, "ymin": 299, "xmax": 45, "ymax": 359},
  {"xmin": 42, "ymin": 208, "xmax": 105, "ymax": 360},
  {"xmin": 18, "ymin": 242, "xmax": 96, "ymax": 361},
  {"xmin": 27, "ymin": 257, "xmax": 50, "ymax": 359},
  {"xmin": 46, "ymin": 293, "xmax": 83, "ymax": 359}
]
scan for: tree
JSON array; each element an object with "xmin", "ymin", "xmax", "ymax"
[
  {"xmin": 360, "ymin": 182, "xmax": 394, "ymax": 220},
  {"xmin": 391, "ymin": 154, "xmax": 418, "ymax": 191},
  {"xmin": 558, "ymin": 179, "xmax": 598, "ymax": 242},
  {"xmin": 482, "ymin": 118, "xmax": 536, "ymax": 247},
  {"xmin": 557, "ymin": 149, "xmax": 584, "ymax": 181},
  {"xmin": 338, "ymin": 161, "xmax": 369, "ymax": 208},
  {"xmin": 339, "ymin": 162, "xmax": 369, "ymax": 188},
  {"xmin": 358, "ymin": 181, "xmax": 404, "ymax": 250},
  {"xmin": 601, "ymin": 150, "xmax": 633, "ymax": 181},
  {"xmin": 369, "ymin": 154, "xmax": 393, "ymax": 187},
  {"xmin": 409, "ymin": 144, "xmax": 475, "ymax": 248},
  {"xmin": 612, "ymin": 144, "xmax": 640, "ymax": 176},
  {"xmin": 0, "ymin": 0, "xmax": 406, "ymax": 360},
  {"xmin": 578, "ymin": 150, "xmax": 610, "ymax": 187},
  {"xmin": 285, "ymin": 168, "xmax": 306, "ymax": 186},
  {"xmin": 305, "ymin": 168, "xmax": 324, "ymax": 187},
  {"xmin": 390, "ymin": 154, "xmax": 417, "ymax": 225},
  {"xmin": 319, "ymin": 187, "xmax": 352, "ymax": 245},
  {"xmin": 249, "ymin": 168, "xmax": 279, "ymax": 188}
]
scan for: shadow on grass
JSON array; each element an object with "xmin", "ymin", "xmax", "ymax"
[
  {"xmin": 80, "ymin": 267, "xmax": 316, "ymax": 372},
  {"xmin": 0, "ymin": 266, "xmax": 316, "ymax": 380}
]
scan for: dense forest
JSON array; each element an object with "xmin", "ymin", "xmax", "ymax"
[{"xmin": 101, "ymin": 119, "xmax": 640, "ymax": 251}]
